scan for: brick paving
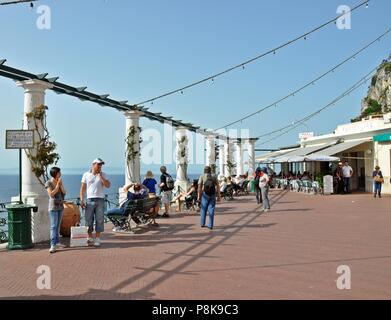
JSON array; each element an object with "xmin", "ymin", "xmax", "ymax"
[{"xmin": 0, "ymin": 189, "xmax": 390, "ymax": 300}]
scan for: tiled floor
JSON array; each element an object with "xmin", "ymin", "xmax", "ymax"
[{"xmin": 1, "ymin": 189, "xmax": 390, "ymax": 299}]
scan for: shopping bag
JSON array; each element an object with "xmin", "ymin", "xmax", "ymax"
[{"xmin": 70, "ymin": 226, "xmax": 88, "ymax": 247}]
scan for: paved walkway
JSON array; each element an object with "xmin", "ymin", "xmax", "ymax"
[{"xmin": 0, "ymin": 189, "xmax": 390, "ymax": 299}]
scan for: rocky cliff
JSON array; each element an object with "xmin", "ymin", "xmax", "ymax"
[{"xmin": 359, "ymin": 55, "xmax": 391, "ymax": 118}]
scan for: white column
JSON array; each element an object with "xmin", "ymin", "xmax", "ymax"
[
  {"xmin": 175, "ymin": 127, "xmax": 191, "ymax": 192},
  {"xmin": 124, "ymin": 110, "xmax": 143, "ymax": 185},
  {"xmin": 236, "ymin": 141, "xmax": 243, "ymax": 176},
  {"xmin": 247, "ymin": 139, "xmax": 256, "ymax": 176},
  {"xmin": 14, "ymin": 79, "xmax": 53, "ymax": 243},
  {"xmin": 16, "ymin": 80, "xmax": 53, "ymax": 197},
  {"xmin": 219, "ymin": 143, "xmax": 225, "ymax": 177},
  {"xmin": 224, "ymin": 140, "xmax": 234, "ymax": 177},
  {"xmin": 206, "ymin": 135, "xmax": 216, "ymax": 173}
]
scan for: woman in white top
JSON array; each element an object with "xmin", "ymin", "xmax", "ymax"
[{"xmin": 259, "ymin": 168, "xmax": 270, "ymax": 212}]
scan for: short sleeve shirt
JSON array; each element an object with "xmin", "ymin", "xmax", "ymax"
[
  {"xmin": 82, "ymin": 171, "xmax": 107, "ymax": 199},
  {"xmin": 160, "ymin": 174, "xmax": 170, "ymax": 192},
  {"xmin": 45, "ymin": 180, "xmax": 65, "ymax": 211},
  {"xmin": 342, "ymin": 166, "xmax": 353, "ymax": 178},
  {"xmin": 198, "ymin": 174, "xmax": 218, "ymax": 189},
  {"xmin": 143, "ymin": 178, "xmax": 157, "ymax": 193}
]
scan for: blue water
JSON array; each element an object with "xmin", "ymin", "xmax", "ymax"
[{"xmin": 0, "ymin": 173, "xmax": 201, "ymax": 204}]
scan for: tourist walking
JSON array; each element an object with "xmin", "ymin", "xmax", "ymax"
[
  {"xmin": 45, "ymin": 167, "xmax": 66, "ymax": 253},
  {"xmin": 254, "ymin": 167, "xmax": 262, "ymax": 204},
  {"xmin": 334, "ymin": 162, "xmax": 344, "ymax": 194},
  {"xmin": 80, "ymin": 158, "xmax": 111, "ymax": 247},
  {"xmin": 143, "ymin": 170, "xmax": 157, "ymax": 195},
  {"xmin": 259, "ymin": 167, "xmax": 270, "ymax": 212},
  {"xmin": 342, "ymin": 161, "xmax": 353, "ymax": 194},
  {"xmin": 373, "ymin": 165, "xmax": 384, "ymax": 198},
  {"xmin": 159, "ymin": 166, "xmax": 175, "ymax": 218},
  {"xmin": 198, "ymin": 166, "xmax": 221, "ymax": 230}
]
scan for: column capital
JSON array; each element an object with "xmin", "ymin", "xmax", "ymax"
[
  {"xmin": 16, "ymin": 79, "xmax": 53, "ymax": 92},
  {"xmin": 175, "ymin": 126, "xmax": 188, "ymax": 132},
  {"xmin": 123, "ymin": 109, "xmax": 144, "ymax": 119}
]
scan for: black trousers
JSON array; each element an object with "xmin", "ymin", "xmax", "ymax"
[{"xmin": 255, "ymin": 185, "xmax": 262, "ymax": 204}]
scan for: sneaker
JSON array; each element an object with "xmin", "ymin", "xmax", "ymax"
[
  {"xmin": 264, "ymin": 209, "xmax": 269, "ymax": 213},
  {"xmin": 56, "ymin": 243, "xmax": 66, "ymax": 249},
  {"xmin": 94, "ymin": 238, "xmax": 101, "ymax": 247},
  {"xmin": 162, "ymin": 212, "xmax": 170, "ymax": 218},
  {"xmin": 87, "ymin": 237, "xmax": 94, "ymax": 245},
  {"xmin": 49, "ymin": 246, "xmax": 56, "ymax": 253}
]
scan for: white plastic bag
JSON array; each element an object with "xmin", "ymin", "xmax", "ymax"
[{"xmin": 70, "ymin": 226, "xmax": 88, "ymax": 247}]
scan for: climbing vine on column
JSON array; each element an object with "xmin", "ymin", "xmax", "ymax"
[
  {"xmin": 25, "ymin": 105, "xmax": 60, "ymax": 186},
  {"xmin": 125, "ymin": 126, "xmax": 142, "ymax": 180}
]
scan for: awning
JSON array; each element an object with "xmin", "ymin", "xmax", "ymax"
[
  {"xmin": 287, "ymin": 154, "xmax": 340, "ymax": 163},
  {"xmin": 272, "ymin": 144, "xmax": 333, "ymax": 163},
  {"xmin": 317, "ymin": 139, "xmax": 371, "ymax": 156},
  {"xmin": 256, "ymin": 148, "xmax": 299, "ymax": 163}
]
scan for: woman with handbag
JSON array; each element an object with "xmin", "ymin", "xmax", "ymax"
[{"xmin": 372, "ymin": 165, "xmax": 384, "ymax": 198}]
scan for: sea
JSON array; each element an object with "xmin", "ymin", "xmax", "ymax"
[
  {"xmin": 0, "ymin": 173, "xmax": 201, "ymax": 204},
  {"xmin": 0, "ymin": 173, "xmax": 200, "ymax": 237}
]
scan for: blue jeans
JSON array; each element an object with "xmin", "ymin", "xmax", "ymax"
[
  {"xmin": 49, "ymin": 210, "xmax": 63, "ymax": 247},
  {"xmin": 200, "ymin": 192, "xmax": 216, "ymax": 229},
  {"xmin": 85, "ymin": 198, "xmax": 105, "ymax": 234},
  {"xmin": 374, "ymin": 182, "xmax": 382, "ymax": 196},
  {"xmin": 343, "ymin": 177, "xmax": 350, "ymax": 193},
  {"xmin": 261, "ymin": 187, "xmax": 270, "ymax": 210}
]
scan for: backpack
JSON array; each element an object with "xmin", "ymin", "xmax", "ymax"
[
  {"xmin": 203, "ymin": 175, "xmax": 216, "ymax": 196},
  {"xmin": 165, "ymin": 174, "xmax": 175, "ymax": 191}
]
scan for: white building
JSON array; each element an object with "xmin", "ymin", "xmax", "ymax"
[{"xmin": 257, "ymin": 113, "xmax": 391, "ymax": 194}]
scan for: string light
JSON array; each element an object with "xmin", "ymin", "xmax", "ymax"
[
  {"xmin": 255, "ymin": 66, "xmax": 377, "ymax": 146},
  {"xmin": 214, "ymin": 27, "xmax": 391, "ymax": 131},
  {"xmin": 134, "ymin": 1, "xmax": 370, "ymax": 106}
]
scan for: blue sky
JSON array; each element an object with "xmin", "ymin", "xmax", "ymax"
[{"xmin": 0, "ymin": 0, "xmax": 390, "ymax": 174}]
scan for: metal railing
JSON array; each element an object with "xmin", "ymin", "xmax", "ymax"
[{"xmin": 0, "ymin": 201, "xmax": 17, "ymax": 243}]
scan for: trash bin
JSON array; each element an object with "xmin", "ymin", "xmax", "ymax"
[{"xmin": 6, "ymin": 204, "xmax": 38, "ymax": 250}]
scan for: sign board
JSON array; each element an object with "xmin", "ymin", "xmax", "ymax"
[
  {"xmin": 323, "ymin": 175, "xmax": 334, "ymax": 194},
  {"xmin": 5, "ymin": 130, "xmax": 34, "ymax": 149},
  {"xmin": 373, "ymin": 133, "xmax": 391, "ymax": 142},
  {"xmin": 299, "ymin": 132, "xmax": 314, "ymax": 140}
]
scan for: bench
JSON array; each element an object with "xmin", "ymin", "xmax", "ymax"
[
  {"xmin": 222, "ymin": 185, "xmax": 234, "ymax": 200},
  {"xmin": 236, "ymin": 180, "xmax": 249, "ymax": 196},
  {"xmin": 105, "ymin": 196, "xmax": 161, "ymax": 233}
]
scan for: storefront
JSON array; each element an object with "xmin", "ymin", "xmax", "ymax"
[{"xmin": 256, "ymin": 113, "xmax": 391, "ymax": 194}]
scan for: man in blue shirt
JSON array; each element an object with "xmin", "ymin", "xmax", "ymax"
[{"xmin": 106, "ymin": 183, "xmax": 148, "ymax": 231}]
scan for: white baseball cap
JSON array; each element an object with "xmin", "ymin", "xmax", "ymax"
[{"xmin": 92, "ymin": 158, "xmax": 105, "ymax": 165}]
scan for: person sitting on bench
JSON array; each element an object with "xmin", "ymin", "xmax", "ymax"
[
  {"xmin": 106, "ymin": 183, "xmax": 148, "ymax": 231},
  {"xmin": 172, "ymin": 180, "xmax": 198, "ymax": 212}
]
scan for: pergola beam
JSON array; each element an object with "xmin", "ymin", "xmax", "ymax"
[{"xmin": 0, "ymin": 61, "xmax": 259, "ymax": 141}]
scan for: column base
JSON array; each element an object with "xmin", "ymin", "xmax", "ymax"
[
  {"xmin": 11, "ymin": 194, "xmax": 50, "ymax": 244},
  {"xmin": 118, "ymin": 188, "xmax": 127, "ymax": 205}
]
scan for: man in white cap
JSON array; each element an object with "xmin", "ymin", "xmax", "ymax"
[{"xmin": 80, "ymin": 158, "xmax": 111, "ymax": 247}]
